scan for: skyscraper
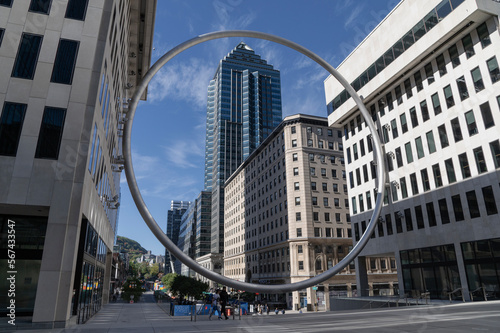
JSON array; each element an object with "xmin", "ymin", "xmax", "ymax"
[
  {"xmin": 165, "ymin": 200, "xmax": 190, "ymax": 273},
  {"xmin": 204, "ymin": 42, "xmax": 282, "ymax": 254}
]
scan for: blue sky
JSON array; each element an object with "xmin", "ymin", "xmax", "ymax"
[{"xmin": 117, "ymin": 0, "xmax": 400, "ymax": 255}]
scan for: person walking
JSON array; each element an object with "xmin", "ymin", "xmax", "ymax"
[
  {"xmin": 219, "ymin": 287, "xmax": 229, "ymax": 320},
  {"xmin": 208, "ymin": 290, "xmax": 221, "ymax": 320}
]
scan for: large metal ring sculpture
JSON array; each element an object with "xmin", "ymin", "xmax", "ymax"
[{"xmin": 123, "ymin": 30, "xmax": 386, "ymax": 293}]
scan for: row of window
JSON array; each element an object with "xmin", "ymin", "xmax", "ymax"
[
  {"xmin": 353, "ymin": 185, "xmax": 499, "ymax": 241},
  {"xmin": 0, "ymin": 0, "xmax": 88, "ymax": 20},
  {"xmin": 0, "ymin": 102, "xmax": 65, "ymax": 158}
]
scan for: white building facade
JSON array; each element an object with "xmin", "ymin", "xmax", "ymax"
[
  {"xmin": 0, "ymin": 0, "xmax": 155, "ymax": 327},
  {"xmin": 325, "ymin": 0, "xmax": 500, "ymax": 300}
]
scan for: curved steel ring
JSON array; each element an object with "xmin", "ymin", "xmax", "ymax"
[{"xmin": 123, "ymin": 30, "xmax": 386, "ymax": 293}]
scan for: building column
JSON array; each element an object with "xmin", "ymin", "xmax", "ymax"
[
  {"xmin": 394, "ymin": 250, "xmax": 405, "ymax": 297},
  {"xmin": 355, "ymin": 256, "xmax": 369, "ymax": 297},
  {"xmin": 323, "ymin": 283, "xmax": 330, "ymax": 311},
  {"xmin": 103, "ymin": 250, "xmax": 113, "ymax": 305},
  {"xmin": 454, "ymin": 242, "xmax": 471, "ymax": 301}
]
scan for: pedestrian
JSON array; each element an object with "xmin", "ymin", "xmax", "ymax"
[
  {"xmin": 208, "ymin": 289, "xmax": 221, "ymax": 320},
  {"xmin": 219, "ymin": 287, "xmax": 229, "ymax": 320}
]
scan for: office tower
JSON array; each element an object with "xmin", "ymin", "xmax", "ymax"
[
  {"xmin": 204, "ymin": 42, "xmax": 282, "ymax": 257},
  {"xmin": 165, "ymin": 200, "xmax": 190, "ymax": 274},
  {"xmin": 325, "ymin": 0, "xmax": 500, "ymax": 300},
  {"xmin": 224, "ymin": 114, "xmax": 397, "ymax": 310},
  {"xmin": 0, "ymin": 0, "xmax": 156, "ymax": 327}
]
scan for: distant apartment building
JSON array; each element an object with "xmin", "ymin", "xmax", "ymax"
[
  {"xmin": 224, "ymin": 114, "xmax": 397, "ymax": 310},
  {"xmin": 165, "ymin": 200, "xmax": 190, "ymax": 273},
  {"xmin": 325, "ymin": 0, "xmax": 500, "ymax": 300},
  {"xmin": 0, "ymin": 0, "xmax": 156, "ymax": 327}
]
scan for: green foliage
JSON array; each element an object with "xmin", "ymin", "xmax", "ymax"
[
  {"xmin": 161, "ymin": 273, "xmax": 178, "ymax": 290},
  {"xmin": 116, "ymin": 236, "xmax": 147, "ymax": 255},
  {"xmin": 121, "ymin": 277, "xmax": 145, "ymax": 302},
  {"xmin": 169, "ymin": 275, "xmax": 209, "ymax": 300}
]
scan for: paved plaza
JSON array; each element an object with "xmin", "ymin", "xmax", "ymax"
[{"xmin": 2, "ymin": 291, "xmax": 500, "ymax": 332}]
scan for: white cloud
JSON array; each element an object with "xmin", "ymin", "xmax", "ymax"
[
  {"xmin": 163, "ymin": 140, "xmax": 205, "ymax": 169},
  {"xmin": 147, "ymin": 57, "xmax": 214, "ymax": 108},
  {"xmin": 344, "ymin": 4, "xmax": 366, "ymax": 29}
]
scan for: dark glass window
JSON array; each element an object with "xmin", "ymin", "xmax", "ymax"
[
  {"xmin": 410, "ymin": 107, "xmax": 418, "ymax": 128},
  {"xmin": 431, "ymin": 93, "xmax": 441, "ymax": 115},
  {"xmin": 400, "ymin": 113, "xmax": 408, "ymax": 133},
  {"xmin": 448, "ymin": 44, "xmax": 460, "ymax": 68},
  {"xmin": 420, "ymin": 100, "xmax": 429, "ymax": 122},
  {"xmin": 445, "ymin": 158, "xmax": 456, "ymax": 184},
  {"xmin": 415, "ymin": 136, "xmax": 424, "ymax": 159},
  {"xmin": 481, "ymin": 186, "xmax": 498, "ymax": 216},
  {"xmin": 432, "ymin": 163, "xmax": 443, "ymax": 187},
  {"xmin": 415, "ymin": 205, "xmax": 425, "ymax": 229},
  {"xmin": 436, "ymin": 0, "xmax": 452, "ymax": 20},
  {"xmin": 451, "ymin": 117, "xmax": 462, "ymax": 142},
  {"xmin": 405, "ymin": 142, "xmax": 413, "ymax": 164},
  {"xmin": 462, "ymin": 34, "xmax": 475, "ymax": 58},
  {"xmin": 438, "ymin": 124, "xmax": 449, "ymax": 148},
  {"xmin": 476, "ymin": 22, "xmax": 491, "ymax": 48},
  {"xmin": 65, "ymin": 0, "xmax": 89, "ymax": 20},
  {"xmin": 12, "ymin": 33, "xmax": 43, "ymax": 79},
  {"xmin": 0, "ymin": 0, "xmax": 13, "ymax": 6},
  {"xmin": 412, "ymin": 20, "xmax": 426, "ymax": 42},
  {"xmin": 51, "ymin": 39, "xmax": 79, "ymax": 84},
  {"xmin": 451, "ymin": 194, "xmax": 464, "ymax": 221},
  {"xmin": 436, "ymin": 53, "xmax": 447, "ymax": 76},
  {"xmin": 383, "ymin": 49, "xmax": 394, "ymax": 67},
  {"xmin": 464, "ymin": 110, "xmax": 478, "ymax": 136},
  {"xmin": 414, "ymin": 71, "xmax": 423, "ymax": 91},
  {"xmin": 29, "ymin": 0, "xmax": 52, "ymax": 14},
  {"xmin": 426, "ymin": 131, "xmax": 436, "ymax": 154},
  {"xmin": 395, "ymin": 147, "xmax": 403, "ymax": 168},
  {"xmin": 424, "ymin": 9, "xmax": 438, "ymax": 31},
  {"xmin": 425, "ymin": 63, "xmax": 434, "ymax": 84},
  {"xmin": 404, "ymin": 208, "xmax": 413, "ymax": 231},
  {"xmin": 487, "ymin": 57, "xmax": 499, "ymax": 83},
  {"xmin": 410, "ymin": 173, "xmax": 419, "ymax": 195},
  {"xmin": 400, "ymin": 177, "xmax": 408, "ymax": 199},
  {"xmin": 402, "ymin": 30, "xmax": 415, "ymax": 51},
  {"xmin": 438, "ymin": 198, "xmax": 450, "ymax": 224},
  {"xmin": 375, "ymin": 56, "xmax": 385, "ymax": 74},
  {"xmin": 35, "ymin": 107, "xmax": 66, "ymax": 159},
  {"xmin": 421, "ymin": 169, "xmax": 430, "ymax": 191},
  {"xmin": 471, "ymin": 67, "xmax": 484, "ymax": 92},
  {"xmin": 0, "ymin": 102, "xmax": 27, "ymax": 156},
  {"xmin": 490, "ymin": 140, "xmax": 500, "ymax": 169},
  {"xmin": 426, "ymin": 202, "xmax": 437, "ymax": 227},
  {"xmin": 458, "ymin": 152, "xmax": 471, "ymax": 179},
  {"xmin": 466, "ymin": 190, "xmax": 480, "ymax": 219},
  {"xmin": 0, "ymin": 29, "xmax": 4, "ymax": 47},
  {"xmin": 456, "ymin": 76, "xmax": 469, "ymax": 101},
  {"xmin": 404, "ymin": 78, "xmax": 412, "ymax": 98},
  {"xmin": 473, "ymin": 147, "xmax": 487, "ymax": 174},
  {"xmin": 443, "ymin": 84, "xmax": 454, "ymax": 108}
]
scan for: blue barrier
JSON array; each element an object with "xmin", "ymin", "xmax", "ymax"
[{"xmin": 173, "ymin": 305, "xmax": 192, "ymax": 316}]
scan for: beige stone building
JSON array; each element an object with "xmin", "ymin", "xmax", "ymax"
[{"xmin": 224, "ymin": 114, "xmax": 397, "ymax": 310}]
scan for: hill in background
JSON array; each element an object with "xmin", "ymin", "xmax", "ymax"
[{"xmin": 116, "ymin": 235, "xmax": 147, "ymax": 256}]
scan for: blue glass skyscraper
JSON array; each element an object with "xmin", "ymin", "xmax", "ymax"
[{"xmin": 204, "ymin": 42, "xmax": 282, "ymax": 254}]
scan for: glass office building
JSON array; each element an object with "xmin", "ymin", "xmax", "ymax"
[{"xmin": 204, "ymin": 42, "xmax": 282, "ymax": 254}]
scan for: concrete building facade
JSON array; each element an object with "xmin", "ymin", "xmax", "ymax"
[
  {"xmin": 224, "ymin": 114, "xmax": 397, "ymax": 310},
  {"xmin": 325, "ymin": 0, "xmax": 500, "ymax": 300},
  {"xmin": 0, "ymin": 0, "xmax": 155, "ymax": 327}
]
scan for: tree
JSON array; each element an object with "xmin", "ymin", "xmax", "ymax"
[
  {"xmin": 161, "ymin": 273, "xmax": 177, "ymax": 291},
  {"xmin": 149, "ymin": 263, "xmax": 159, "ymax": 277},
  {"xmin": 170, "ymin": 275, "xmax": 208, "ymax": 300}
]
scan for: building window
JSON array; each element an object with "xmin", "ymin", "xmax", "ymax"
[
  {"xmin": 296, "ymin": 212, "xmax": 301, "ymax": 221},
  {"xmin": 400, "ymin": 177, "xmax": 408, "ymax": 199},
  {"xmin": 12, "ymin": 33, "xmax": 43, "ymax": 79},
  {"xmin": 312, "ymin": 197, "xmax": 318, "ymax": 206},
  {"xmin": 334, "ymin": 198, "xmax": 340, "ymax": 207},
  {"xmin": 456, "ymin": 76, "xmax": 469, "ymax": 100},
  {"xmin": 409, "ymin": 107, "xmax": 418, "ymax": 128},
  {"xmin": 448, "ymin": 44, "xmax": 460, "ymax": 68},
  {"xmin": 432, "ymin": 163, "xmax": 443, "ymax": 187},
  {"xmin": 325, "ymin": 212, "xmax": 331, "ymax": 222},
  {"xmin": 462, "ymin": 34, "xmax": 475, "ymax": 58},
  {"xmin": 297, "ymin": 228, "xmax": 302, "ymax": 237},
  {"xmin": 490, "ymin": 140, "xmax": 500, "ymax": 168},
  {"xmin": 295, "ymin": 197, "xmax": 301, "ymax": 205},
  {"xmin": 444, "ymin": 158, "xmax": 456, "ymax": 184},
  {"xmin": 410, "ymin": 173, "xmax": 419, "ymax": 195},
  {"xmin": 0, "ymin": 0, "xmax": 13, "ymax": 6},
  {"xmin": 431, "ymin": 93, "xmax": 441, "ymax": 115},
  {"xmin": 473, "ymin": 147, "xmax": 487, "ymax": 174},
  {"xmin": 415, "ymin": 206, "xmax": 424, "ymax": 229},
  {"xmin": 480, "ymin": 102, "xmax": 494, "ymax": 129},
  {"xmin": 310, "ymin": 167, "xmax": 316, "ymax": 176},
  {"xmin": 307, "ymin": 139, "xmax": 313, "ymax": 147},
  {"xmin": 0, "ymin": 29, "xmax": 4, "ymax": 47},
  {"xmin": 313, "ymin": 212, "xmax": 319, "ymax": 221},
  {"xmin": 35, "ymin": 107, "xmax": 66, "ymax": 159},
  {"xmin": 321, "ymin": 168, "xmax": 326, "ymax": 177},
  {"xmin": 470, "ymin": 67, "xmax": 484, "ymax": 92},
  {"xmin": 293, "ymin": 167, "xmax": 299, "ymax": 176},
  {"xmin": 352, "ymin": 197, "xmax": 357, "ymax": 214},
  {"xmin": 404, "ymin": 78, "xmax": 412, "ymax": 98},
  {"xmin": 452, "ymin": 194, "xmax": 465, "ymax": 221},
  {"xmin": 65, "ymin": 0, "xmax": 89, "ymax": 20},
  {"xmin": 400, "ymin": 113, "xmax": 408, "ymax": 133},
  {"xmin": 459, "ymin": 153, "xmax": 471, "ymax": 179},
  {"xmin": 438, "ymin": 124, "xmax": 449, "ymax": 148},
  {"xmin": 426, "ymin": 131, "xmax": 436, "ymax": 154},
  {"xmin": 466, "ymin": 190, "xmax": 480, "ymax": 219},
  {"xmin": 426, "ymin": 202, "xmax": 437, "ymax": 227},
  {"xmin": 291, "ymin": 126, "xmax": 296, "ymax": 134},
  {"xmin": 311, "ymin": 182, "xmax": 317, "ymax": 191},
  {"xmin": 88, "ymin": 124, "xmax": 97, "ymax": 172},
  {"xmin": 0, "ymin": 102, "xmax": 27, "ymax": 156},
  {"xmin": 405, "ymin": 142, "xmax": 413, "ymax": 164},
  {"xmin": 414, "ymin": 70, "xmax": 423, "ymax": 91},
  {"xmin": 476, "ymin": 22, "xmax": 491, "ymax": 48},
  {"xmin": 450, "ymin": 117, "xmax": 463, "ymax": 142},
  {"xmin": 298, "ymin": 261, "xmax": 304, "ymax": 270},
  {"xmin": 439, "ymin": 198, "xmax": 450, "ymax": 224},
  {"xmin": 436, "ymin": 53, "xmax": 447, "ymax": 76},
  {"xmin": 292, "ymin": 153, "xmax": 298, "ymax": 161},
  {"xmin": 29, "ymin": 0, "xmax": 52, "ymax": 14},
  {"xmin": 291, "ymin": 139, "xmax": 297, "ymax": 147},
  {"xmin": 309, "ymin": 153, "xmax": 314, "ymax": 161},
  {"xmin": 404, "ymin": 208, "xmax": 413, "ymax": 231},
  {"xmin": 322, "ymin": 183, "xmax": 327, "ymax": 192},
  {"xmin": 482, "ymin": 186, "xmax": 498, "ymax": 216},
  {"xmin": 415, "ymin": 137, "xmax": 424, "ymax": 159},
  {"xmin": 443, "ymin": 85, "xmax": 454, "ymax": 108},
  {"xmin": 294, "ymin": 182, "xmax": 300, "ymax": 191},
  {"xmin": 297, "ymin": 245, "xmax": 303, "ymax": 253},
  {"xmin": 425, "ymin": 63, "xmax": 434, "ymax": 84},
  {"xmin": 421, "ymin": 169, "xmax": 430, "ymax": 192},
  {"xmin": 487, "ymin": 57, "xmax": 499, "ymax": 83},
  {"xmin": 464, "ymin": 111, "xmax": 478, "ymax": 136},
  {"xmin": 51, "ymin": 39, "xmax": 79, "ymax": 84}
]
